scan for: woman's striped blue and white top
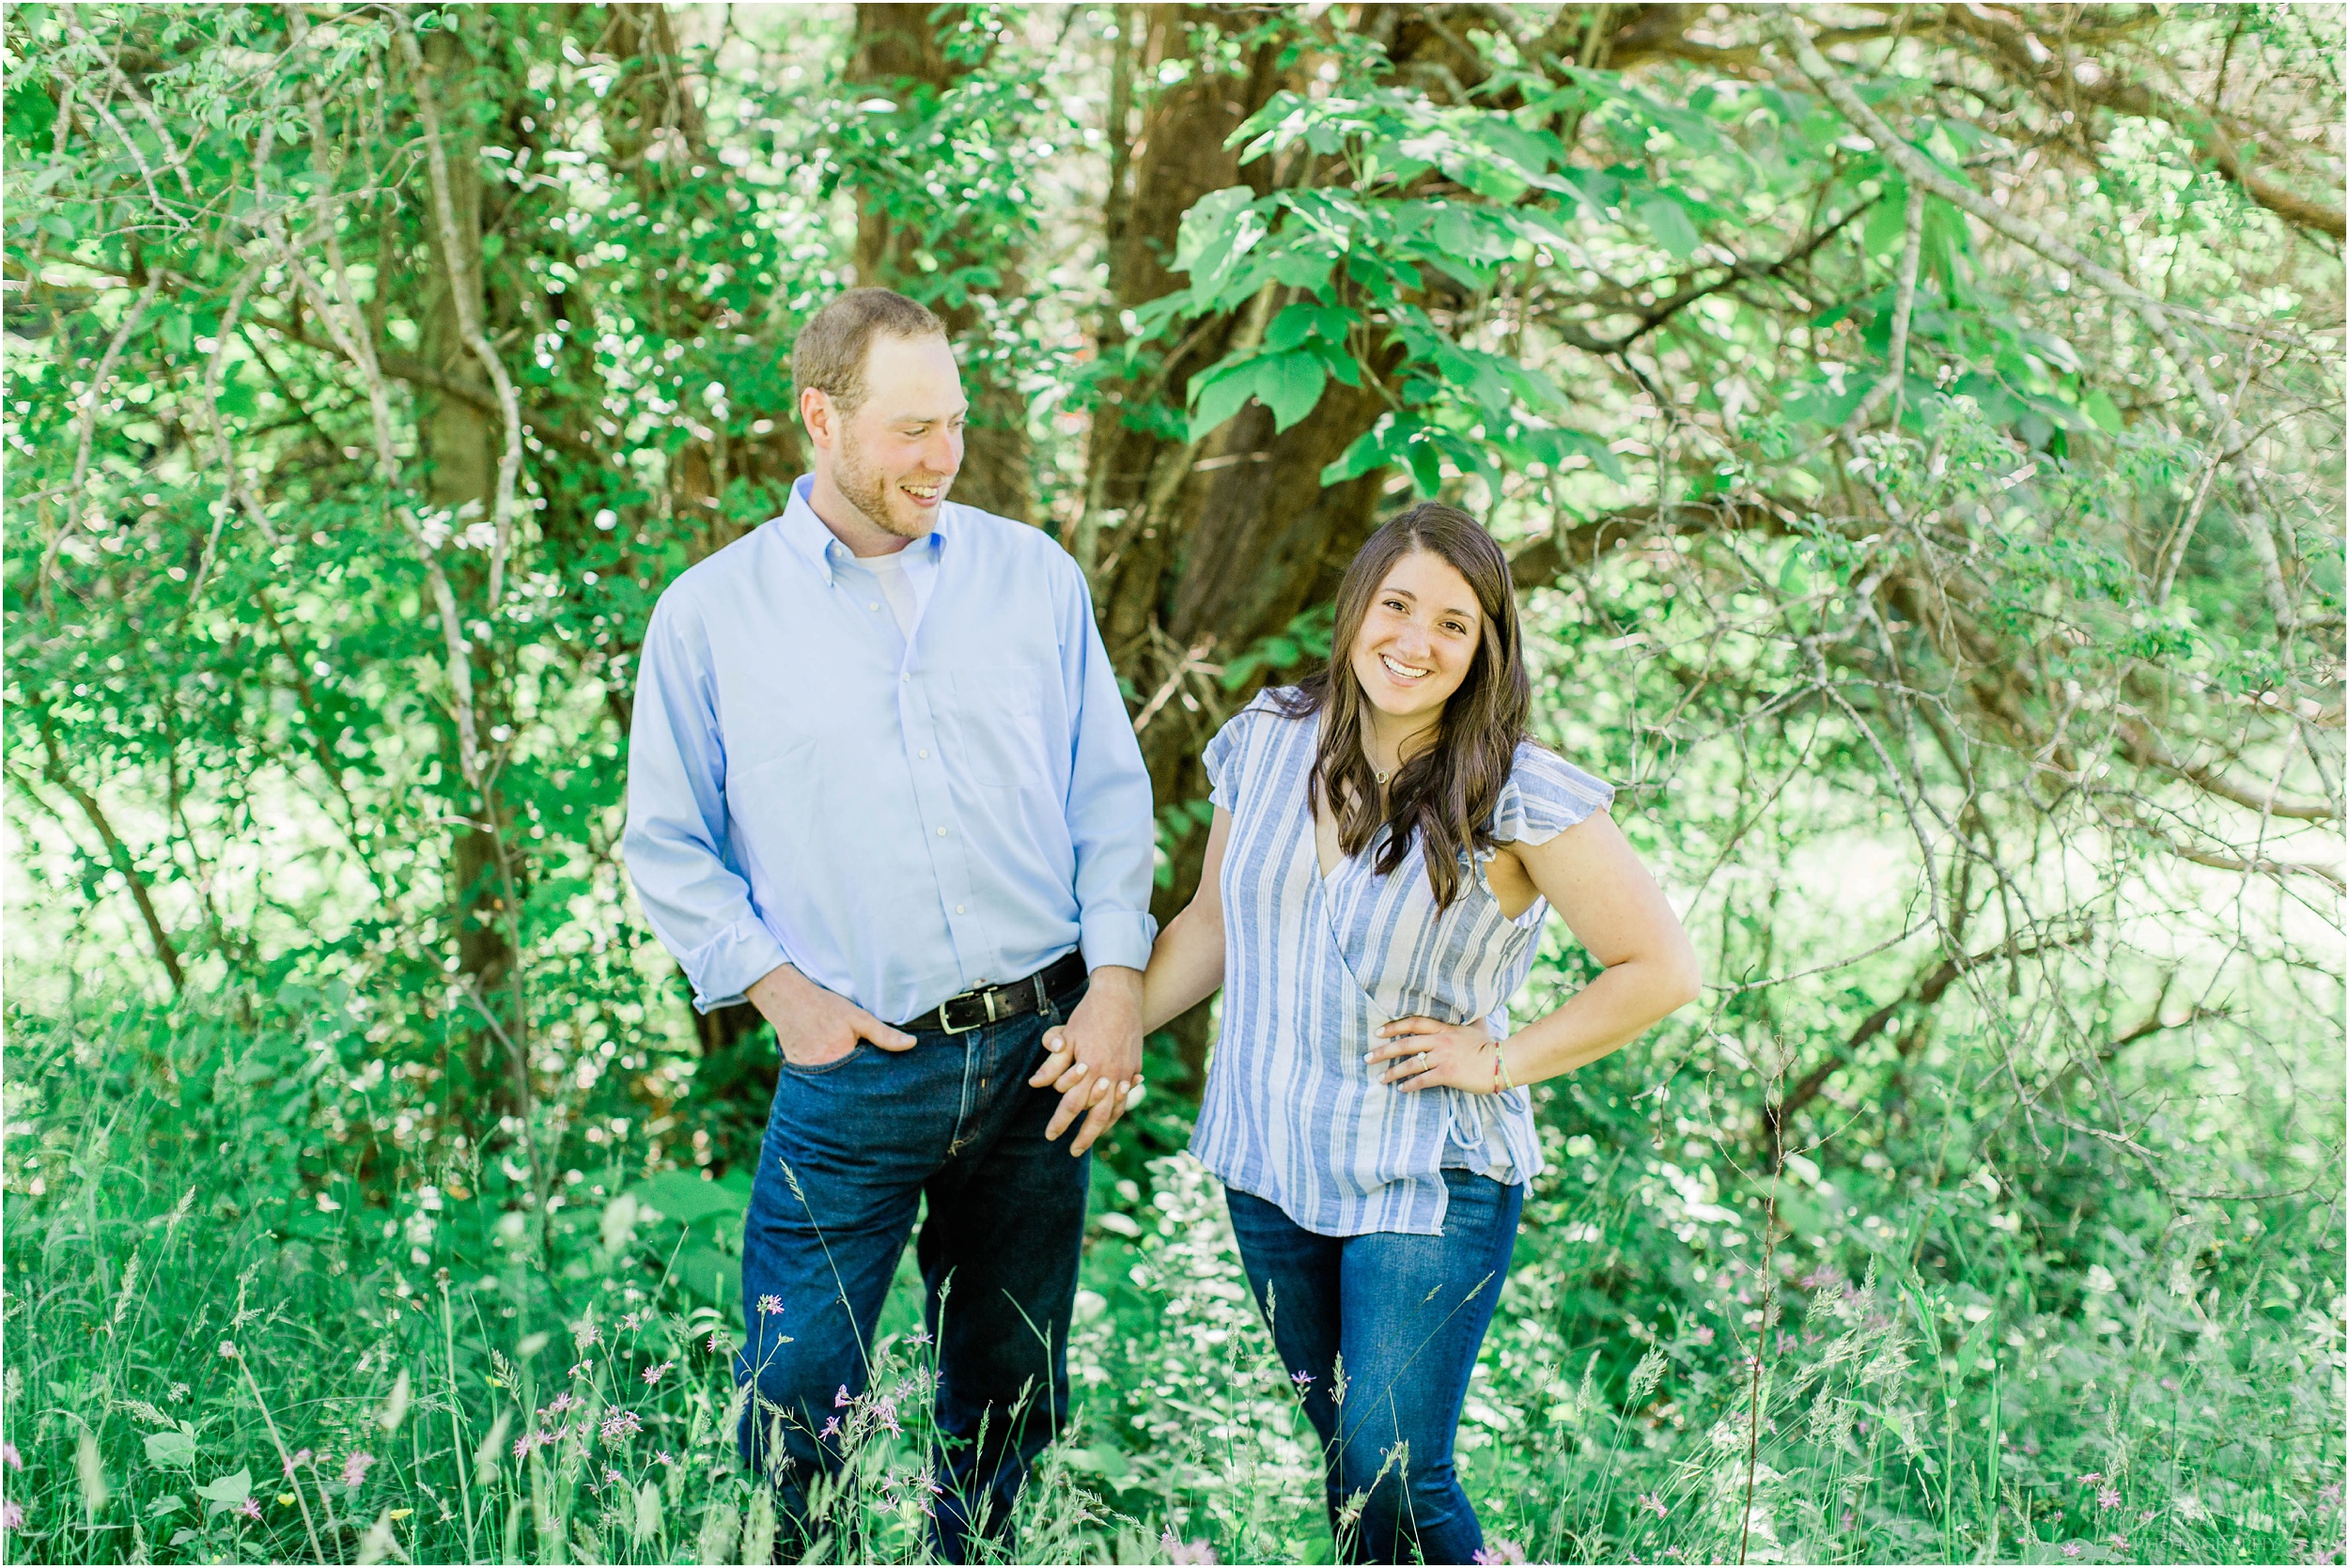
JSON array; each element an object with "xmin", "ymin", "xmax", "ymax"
[{"xmin": 1191, "ymin": 689, "xmax": 1616, "ymax": 1237}]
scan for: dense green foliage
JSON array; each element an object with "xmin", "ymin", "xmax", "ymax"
[{"xmin": 4, "ymin": 3, "xmax": 2343, "ymax": 1563}]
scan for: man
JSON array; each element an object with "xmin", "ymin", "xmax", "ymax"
[{"xmin": 622, "ymin": 287, "xmax": 1153, "ymax": 1560}]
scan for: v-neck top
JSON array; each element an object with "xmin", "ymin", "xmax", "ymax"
[{"xmin": 1191, "ymin": 689, "xmax": 1615, "ymax": 1236}]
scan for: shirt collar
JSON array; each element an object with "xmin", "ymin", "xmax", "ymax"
[{"xmin": 777, "ymin": 474, "xmax": 948, "ymax": 584}]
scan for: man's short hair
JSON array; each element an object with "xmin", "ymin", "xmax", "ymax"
[{"xmin": 792, "ymin": 288, "xmax": 947, "ymax": 418}]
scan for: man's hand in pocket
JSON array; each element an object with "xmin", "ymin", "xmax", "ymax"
[{"xmin": 748, "ymin": 964, "xmax": 915, "ymax": 1067}]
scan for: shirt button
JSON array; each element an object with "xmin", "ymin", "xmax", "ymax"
[
  {"xmin": 868, "ymin": 602, "xmax": 880, "ymax": 612},
  {"xmin": 956, "ymin": 905, "xmax": 965, "ymax": 914},
  {"xmin": 937, "ymin": 827, "xmax": 947, "ymax": 837},
  {"xmin": 919, "ymin": 748, "xmax": 929, "ymax": 759},
  {"xmin": 902, "ymin": 674, "xmax": 910, "ymax": 683}
]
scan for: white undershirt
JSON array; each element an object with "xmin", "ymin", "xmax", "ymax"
[{"xmin": 867, "ymin": 551, "xmax": 919, "ymax": 639}]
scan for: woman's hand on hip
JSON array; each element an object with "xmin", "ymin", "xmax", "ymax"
[{"xmin": 1367, "ymin": 1016, "xmax": 1498, "ymax": 1093}]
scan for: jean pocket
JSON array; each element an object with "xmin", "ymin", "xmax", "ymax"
[{"xmin": 778, "ymin": 1041, "xmax": 872, "ymax": 1078}]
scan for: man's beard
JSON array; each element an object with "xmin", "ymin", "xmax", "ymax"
[{"xmin": 836, "ymin": 428, "xmax": 949, "ymax": 540}]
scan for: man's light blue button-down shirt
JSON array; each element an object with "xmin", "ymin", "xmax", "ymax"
[{"xmin": 622, "ymin": 476, "xmax": 1159, "ymax": 1024}]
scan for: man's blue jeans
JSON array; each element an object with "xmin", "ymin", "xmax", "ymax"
[
  {"xmin": 735, "ymin": 980, "xmax": 1088, "ymax": 1562},
  {"xmin": 1226, "ymin": 1170, "xmax": 1524, "ymax": 1566}
]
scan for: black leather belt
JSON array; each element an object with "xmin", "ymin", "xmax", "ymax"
[{"xmin": 900, "ymin": 950, "xmax": 1088, "ymax": 1036}]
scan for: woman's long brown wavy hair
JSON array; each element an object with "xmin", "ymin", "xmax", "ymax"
[{"xmin": 1271, "ymin": 502, "xmax": 1530, "ymax": 908}]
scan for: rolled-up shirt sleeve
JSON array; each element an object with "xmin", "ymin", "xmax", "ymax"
[
  {"xmin": 621, "ymin": 596, "xmax": 792, "ymax": 1011},
  {"xmin": 1055, "ymin": 554, "xmax": 1159, "ymax": 972}
]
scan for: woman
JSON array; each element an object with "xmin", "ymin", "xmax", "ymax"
[{"xmin": 1041, "ymin": 503, "xmax": 1699, "ymax": 1563}]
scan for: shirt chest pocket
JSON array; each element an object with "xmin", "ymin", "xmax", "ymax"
[{"xmin": 947, "ymin": 665, "xmax": 1052, "ymax": 788}]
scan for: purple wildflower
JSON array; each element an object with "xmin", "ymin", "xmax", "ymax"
[
  {"xmin": 0, "ymin": 1445, "xmax": 16, "ymax": 1471},
  {"xmin": 834, "ymin": 1385, "xmax": 852, "ymax": 1408},
  {"xmin": 283, "ymin": 1448, "xmax": 314, "ymax": 1478},
  {"xmin": 2323, "ymin": 1483, "xmax": 2344, "ymax": 1512},
  {"xmin": 2078, "ymin": 1471, "xmax": 2105, "ymax": 1485},
  {"xmin": 546, "ymin": 1392, "xmax": 579, "ymax": 1416},
  {"xmin": 2098, "ymin": 1486, "xmax": 2121, "ymax": 1510},
  {"xmin": 1472, "ymin": 1538, "xmax": 1527, "ymax": 1565},
  {"xmin": 238, "ymin": 1497, "xmax": 262, "ymax": 1521},
  {"xmin": 643, "ymin": 1360, "xmax": 675, "ymax": 1386},
  {"xmin": 573, "ymin": 1323, "xmax": 600, "ymax": 1350},
  {"xmin": 1160, "ymin": 1529, "xmax": 1219, "ymax": 1565},
  {"xmin": 909, "ymin": 1327, "xmax": 932, "ymax": 1347},
  {"xmin": 342, "ymin": 1451, "xmax": 375, "ymax": 1487},
  {"xmin": 708, "ymin": 1332, "xmax": 723, "ymax": 1353},
  {"xmin": 757, "ymin": 1296, "xmax": 784, "ymax": 1317},
  {"xmin": 512, "ymin": 1433, "xmax": 537, "ymax": 1462},
  {"xmin": 605, "ymin": 1467, "xmax": 624, "ymax": 1486},
  {"xmin": 1639, "ymin": 1492, "xmax": 1668, "ymax": 1519},
  {"xmin": 2061, "ymin": 1545, "xmax": 2082, "ymax": 1560},
  {"xmin": 600, "ymin": 1410, "xmax": 642, "ymax": 1441},
  {"xmin": 1, "ymin": 1501, "xmax": 21, "ymax": 1531},
  {"xmin": 817, "ymin": 1417, "xmax": 841, "ymax": 1441},
  {"xmin": 877, "ymin": 1399, "xmax": 902, "ymax": 1436},
  {"xmin": 655, "ymin": 1451, "xmax": 675, "ymax": 1467},
  {"xmin": 1291, "ymin": 1371, "xmax": 1315, "ymax": 1392}
]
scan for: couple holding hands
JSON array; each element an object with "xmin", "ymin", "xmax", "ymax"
[{"xmin": 623, "ymin": 288, "xmax": 1698, "ymax": 1565}]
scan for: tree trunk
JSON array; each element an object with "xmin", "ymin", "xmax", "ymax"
[
  {"xmin": 847, "ymin": 3, "xmax": 1032, "ymax": 522},
  {"xmin": 412, "ymin": 28, "xmax": 520, "ymax": 1114}
]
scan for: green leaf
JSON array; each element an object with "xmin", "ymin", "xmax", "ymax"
[
  {"xmin": 1254, "ymin": 351, "xmax": 1329, "ymax": 431},
  {"xmin": 2083, "ymin": 388, "xmax": 2123, "ymax": 434},
  {"xmin": 1263, "ymin": 303, "xmax": 1355, "ymax": 354},
  {"xmin": 145, "ymin": 1427, "xmax": 198, "ymax": 1469},
  {"xmin": 1186, "ymin": 349, "xmax": 1329, "ymax": 442},
  {"xmin": 1636, "ymin": 195, "xmax": 1702, "ymax": 260},
  {"xmin": 628, "ymin": 1171, "xmax": 747, "ymax": 1228},
  {"xmin": 1173, "ymin": 186, "xmax": 1263, "ymax": 281},
  {"xmin": 195, "ymin": 1467, "xmax": 253, "ymax": 1512}
]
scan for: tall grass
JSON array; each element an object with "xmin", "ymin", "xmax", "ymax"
[{"xmin": 1, "ymin": 1000, "xmax": 2341, "ymax": 1564}]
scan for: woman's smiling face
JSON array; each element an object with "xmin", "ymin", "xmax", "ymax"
[{"xmin": 1347, "ymin": 549, "xmax": 1484, "ymax": 727}]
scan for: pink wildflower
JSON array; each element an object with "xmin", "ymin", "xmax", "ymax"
[
  {"xmin": 817, "ymin": 1417, "xmax": 841, "ymax": 1441},
  {"xmin": 2098, "ymin": 1487, "xmax": 2121, "ymax": 1510},
  {"xmin": 2077, "ymin": 1471, "xmax": 2105, "ymax": 1485},
  {"xmin": 1291, "ymin": 1371, "xmax": 1315, "ymax": 1392},
  {"xmin": 342, "ymin": 1452, "xmax": 375, "ymax": 1487},
  {"xmin": 573, "ymin": 1323, "xmax": 600, "ymax": 1350},
  {"xmin": 238, "ymin": 1497, "xmax": 262, "ymax": 1521},
  {"xmin": 1693, "ymin": 1327, "xmax": 1714, "ymax": 1345},
  {"xmin": 909, "ymin": 1327, "xmax": 932, "ymax": 1347},
  {"xmin": 757, "ymin": 1295, "xmax": 784, "ymax": 1316},
  {"xmin": 1472, "ymin": 1538, "xmax": 1527, "ymax": 1565},
  {"xmin": 834, "ymin": 1385, "xmax": 852, "ymax": 1408},
  {"xmin": 655, "ymin": 1452, "xmax": 675, "ymax": 1467},
  {"xmin": 282, "ymin": 1449, "xmax": 314, "ymax": 1478},
  {"xmin": 546, "ymin": 1392, "xmax": 579, "ymax": 1416},
  {"xmin": 512, "ymin": 1433, "xmax": 537, "ymax": 1461},
  {"xmin": 643, "ymin": 1360, "xmax": 675, "ymax": 1386},
  {"xmin": 0, "ymin": 1445, "xmax": 16, "ymax": 1471},
  {"xmin": 219, "ymin": 1341, "xmax": 238, "ymax": 1359},
  {"xmin": 2061, "ymin": 1545, "xmax": 2082, "ymax": 1560},
  {"xmin": 2323, "ymin": 1483, "xmax": 2344, "ymax": 1512},
  {"xmin": 605, "ymin": 1467, "xmax": 624, "ymax": 1486},
  {"xmin": 0, "ymin": 1501, "xmax": 21, "ymax": 1531},
  {"xmin": 708, "ymin": 1332, "xmax": 723, "ymax": 1353},
  {"xmin": 1639, "ymin": 1493, "xmax": 1668, "ymax": 1519},
  {"xmin": 2108, "ymin": 1536, "xmax": 2127, "ymax": 1550},
  {"xmin": 621, "ymin": 1312, "xmax": 642, "ymax": 1331},
  {"xmin": 599, "ymin": 1410, "xmax": 642, "ymax": 1441},
  {"xmin": 1161, "ymin": 1529, "xmax": 1219, "ymax": 1565}
]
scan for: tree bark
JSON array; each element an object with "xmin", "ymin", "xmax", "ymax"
[
  {"xmin": 848, "ymin": 3, "xmax": 1033, "ymax": 522},
  {"xmin": 412, "ymin": 27, "xmax": 520, "ymax": 1113}
]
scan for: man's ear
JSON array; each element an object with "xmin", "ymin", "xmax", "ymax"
[{"xmin": 799, "ymin": 387, "xmax": 833, "ymax": 449}]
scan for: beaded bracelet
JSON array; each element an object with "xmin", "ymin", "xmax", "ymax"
[{"xmin": 1489, "ymin": 1040, "xmax": 1516, "ymax": 1095}]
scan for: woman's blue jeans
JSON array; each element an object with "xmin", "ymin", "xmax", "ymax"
[{"xmin": 1226, "ymin": 1170, "xmax": 1524, "ymax": 1566}]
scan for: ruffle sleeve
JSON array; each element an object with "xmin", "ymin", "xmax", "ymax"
[{"xmin": 1491, "ymin": 742, "xmax": 1614, "ymax": 845}]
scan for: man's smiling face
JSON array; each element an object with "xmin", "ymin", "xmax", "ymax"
[{"xmin": 809, "ymin": 332, "xmax": 967, "ymax": 548}]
